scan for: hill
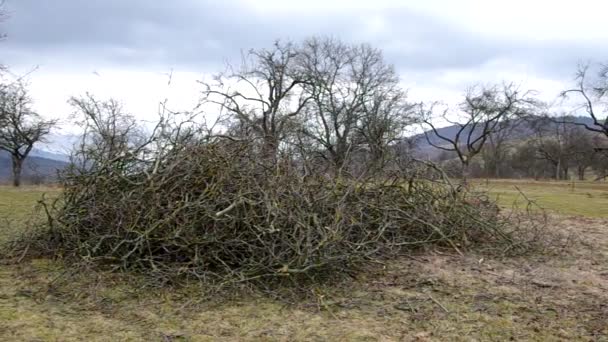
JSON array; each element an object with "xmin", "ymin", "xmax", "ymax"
[{"xmin": 0, "ymin": 151, "xmax": 68, "ymax": 184}]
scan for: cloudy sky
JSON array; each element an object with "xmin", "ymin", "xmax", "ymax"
[{"xmin": 1, "ymin": 0, "xmax": 607, "ymax": 131}]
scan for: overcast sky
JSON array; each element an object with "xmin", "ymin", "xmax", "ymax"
[{"xmin": 1, "ymin": 0, "xmax": 607, "ymax": 132}]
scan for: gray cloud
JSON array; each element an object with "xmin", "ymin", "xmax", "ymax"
[{"xmin": 1, "ymin": 0, "xmax": 607, "ymax": 82}]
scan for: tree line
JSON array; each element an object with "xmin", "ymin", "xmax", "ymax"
[{"xmin": 435, "ymin": 115, "xmax": 608, "ymax": 181}]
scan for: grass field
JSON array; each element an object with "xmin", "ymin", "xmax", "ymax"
[
  {"xmin": 0, "ymin": 182, "xmax": 607, "ymax": 341},
  {"xmin": 0, "ymin": 185, "xmax": 59, "ymax": 243},
  {"xmin": 476, "ymin": 179, "xmax": 608, "ymax": 218}
]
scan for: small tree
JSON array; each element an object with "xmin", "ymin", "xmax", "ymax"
[
  {"xmin": 422, "ymin": 84, "xmax": 535, "ymax": 184},
  {"xmin": 0, "ymin": 82, "xmax": 56, "ymax": 186}
]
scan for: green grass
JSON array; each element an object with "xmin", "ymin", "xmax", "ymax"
[
  {"xmin": 0, "ymin": 185, "xmax": 60, "ymax": 244},
  {"xmin": 0, "ymin": 183, "xmax": 607, "ymax": 340},
  {"xmin": 0, "ymin": 185, "xmax": 57, "ymax": 218},
  {"xmin": 476, "ymin": 179, "xmax": 608, "ymax": 218}
]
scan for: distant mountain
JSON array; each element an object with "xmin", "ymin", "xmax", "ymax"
[
  {"xmin": 34, "ymin": 132, "xmax": 80, "ymax": 162},
  {"xmin": 29, "ymin": 148, "xmax": 71, "ymax": 162},
  {"xmin": 0, "ymin": 151, "xmax": 68, "ymax": 184}
]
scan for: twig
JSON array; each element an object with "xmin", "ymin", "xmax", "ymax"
[{"xmin": 428, "ymin": 293, "xmax": 450, "ymax": 313}]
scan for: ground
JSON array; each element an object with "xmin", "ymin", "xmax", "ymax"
[{"xmin": 0, "ymin": 181, "xmax": 607, "ymax": 341}]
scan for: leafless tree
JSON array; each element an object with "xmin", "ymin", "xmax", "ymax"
[
  {"xmin": 560, "ymin": 63, "xmax": 608, "ymax": 138},
  {"xmin": 200, "ymin": 41, "xmax": 310, "ymax": 161},
  {"xmin": 529, "ymin": 116, "xmax": 567, "ymax": 180},
  {"xmin": 592, "ymin": 147, "xmax": 608, "ymax": 181},
  {"xmin": 422, "ymin": 84, "xmax": 535, "ymax": 184},
  {"xmin": 480, "ymin": 118, "xmax": 523, "ymax": 178},
  {"xmin": 568, "ymin": 127, "xmax": 600, "ymax": 180},
  {"xmin": 510, "ymin": 142, "xmax": 549, "ymax": 179},
  {"xmin": 0, "ymin": 81, "xmax": 56, "ymax": 186},
  {"xmin": 356, "ymin": 81, "xmax": 415, "ymax": 170},
  {"xmin": 298, "ymin": 37, "xmax": 411, "ymax": 175},
  {"xmin": 527, "ymin": 115, "xmax": 597, "ymax": 180},
  {"xmin": 68, "ymin": 94, "xmax": 142, "ymax": 167}
]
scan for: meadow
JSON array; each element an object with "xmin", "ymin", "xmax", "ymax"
[
  {"xmin": 477, "ymin": 179, "xmax": 608, "ymax": 218},
  {"xmin": 0, "ymin": 181, "xmax": 607, "ymax": 341}
]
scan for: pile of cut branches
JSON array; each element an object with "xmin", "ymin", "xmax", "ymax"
[
  {"xmin": 8, "ymin": 142, "xmax": 537, "ymax": 289},
  {"xmin": 1, "ymin": 98, "xmax": 546, "ymax": 290}
]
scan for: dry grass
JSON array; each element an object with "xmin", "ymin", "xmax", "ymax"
[{"xmin": 1, "ymin": 183, "xmax": 607, "ymax": 341}]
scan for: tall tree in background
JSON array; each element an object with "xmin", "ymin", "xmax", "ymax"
[
  {"xmin": 480, "ymin": 118, "xmax": 522, "ymax": 178},
  {"xmin": 0, "ymin": 82, "xmax": 56, "ymax": 186},
  {"xmin": 201, "ymin": 41, "xmax": 310, "ymax": 161},
  {"xmin": 205, "ymin": 37, "xmax": 416, "ymax": 175},
  {"xmin": 422, "ymin": 84, "xmax": 535, "ymax": 184},
  {"xmin": 570, "ymin": 130, "xmax": 598, "ymax": 180},
  {"xmin": 355, "ymin": 71, "xmax": 415, "ymax": 170},
  {"xmin": 527, "ymin": 116, "xmax": 599, "ymax": 180},
  {"xmin": 510, "ymin": 142, "xmax": 551, "ymax": 179},
  {"xmin": 529, "ymin": 116, "xmax": 570, "ymax": 180},
  {"xmin": 298, "ymin": 37, "xmax": 413, "ymax": 175}
]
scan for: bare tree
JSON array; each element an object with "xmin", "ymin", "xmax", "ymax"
[
  {"xmin": 201, "ymin": 41, "xmax": 310, "ymax": 161},
  {"xmin": 298, "ymin": 37, "xmax": 410, "ymax": 175},
  {"xmin": 510, "ymin": 142, "xmax": 550, "ymax": 179},
  {"xmin": 480, "ymin": 118, "xmax": 523, "ymax": 178},
  {"xmin": 0, "ymin": 81, "xmax": 56, "ymax": 186},
  {"xmin": 560, "ymin": 63, "xmax": 608, "ymax": 138},
  {"xmin": 68, "ymin": 94, "xmax": 142, "ymax": 167},
  {"xmin": 568, "ymin": 126, "xmax": 599, "ymax": 180},
  {"xmin": 356, "ymin": 80, "xmax": 415, "ymax": 170},
  {"xmin": 592, "ymin": 148, "xmax": 608, "ymax": 181},
  {"xmin": 529, "ymin": 116, "xmax": 566, "ymax": 180},
  {"xmin": 422, "ymin": 84, "xmax": 535, "ymax": 184},
  {"xmin": 527, "ymin": 115, "xmax": 597, "ymax": 180}
]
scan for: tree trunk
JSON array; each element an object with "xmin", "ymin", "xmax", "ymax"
[
  {"xmin": 332, "ymin": 143, "xmax": 349, "ymax": 178},
  {"xmin": 260, "ymin": 135, "xmax": 279, "ymax": 163},
  {"xmin": 578, "ymin": 166, "xmax": 586, "ymax": 181},
  {"xmin": 11, "ymin": 155, "xmax": 23, "ymax": 187},
  {"xmin": 461, "ymin": 161, "xmax": 471, "ymax": 186},
  {"xmin": 333, "ymin": 154, "xmax": 346, "ymax": 178}
]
